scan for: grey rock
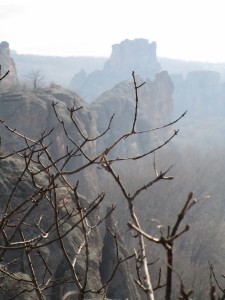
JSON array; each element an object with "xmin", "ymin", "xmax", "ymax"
[
  {"xmin": 0, "ymin": 41, "xmax": 18, "ymax": 87},
  {"xmin": 70, "ymin": 39, "xmax": 161, "ymax": 102},
  {"xmin": 92, "ymin": 71, "xmax": 174, "ymax": 157}
]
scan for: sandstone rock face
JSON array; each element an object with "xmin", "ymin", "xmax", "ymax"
[
  {"xmin": 0, "ymin": 41, "xmax": 17, "ymax": 86},
  {"xmin": 70, "ymin": 39, "xmax": 161, "ymax": 102}
]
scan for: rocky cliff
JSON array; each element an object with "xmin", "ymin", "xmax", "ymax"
[
  {"xmin": 91, "ymin": 71, "xmax": 174, "ymax": 157},
  {"xmin": 0, "ymin": 157, "xmax": 104, "ymax": 299},
  {"xmin": 0, "ymin": 86, "xmax": 142, "ymax": 299},
  {"xmin": 0, "ymin": 87, "xmax": 99, "ymax": 197},
  {"xmin": 0, "ymin": 41, "xmax": 17, "ymax": 87},
  {"xmin": 2, "ymin": 48, "xmax": 225, "ymax": 298},
  {"xmin": 70, "ymin": 39, "xmax": 161, "ymax": 102}
]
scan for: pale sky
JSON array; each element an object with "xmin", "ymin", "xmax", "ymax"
[{"xmin": 1, "ymin": 0, "xmax": 225, "ymax": 62}]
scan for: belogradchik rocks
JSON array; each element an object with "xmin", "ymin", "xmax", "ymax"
[
  {"xmin": 91, "ymin": 71, "xmax": 174, "ymax": 157},
  {"xmin": 0, "ymin": 41, "xmax": 18, "ymax": 86},
  {"xmin": 69, "ymin": 38, "xmax": 161, "ymax": 102},
  {"xmin": 0, "ymin": 87, "xmax": 99, "ymax": 198},
  {"xmin": 0, "ymin": 86, "xmax": 142, "ymax": 299},
  {"xmin": 0, "ymin": 62, "xmax": 174, "ymax": 298}
]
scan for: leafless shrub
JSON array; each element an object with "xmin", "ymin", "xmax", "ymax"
[{"xmin": 0, "ymin": 68, "xmax": 221, "ymax": 299}]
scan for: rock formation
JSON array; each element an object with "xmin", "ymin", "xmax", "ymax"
[
  {"xmin": 0, "ymin": 156, "xmax": 140, "ymax": 299},
  {"xmin": 0, "ymin": 41, "xmax": 17, "ymax": 86},
  {"xmin": 2, "ymin": 39, "xmax": 225, "ymax": 298},
  {"xmin": 100, "ymin": 208, "xmax": 141, "ymax": 299},
  {"xmin": 0, "ymin": 87, "xmax": 98, "ymax": 197},
  {"xmin": 91, "ymin": 71, "xmax": 174, "ymax": 157},
  {"xmin": 0, "ymin": 269, "xmax": 38, "ymax": 300},
  {"xmin": 0, "ymin": 86, "xmax": 143, "ymax": 299},
  {"xmin": 69, "ymin": 39, "xmax": 161, "ymax": 102},
  {"xmin": 104, "ymin": 38, "xmax": 160, "ymax": 78},
  {"xmin": 0, "ymin": 157, "xmax": 103, "ymax": 299}
]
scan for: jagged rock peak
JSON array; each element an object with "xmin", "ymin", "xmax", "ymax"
[
  {"xmin": 104, "ymin": 38, "xmax": 160, "ymax": 75},
  {"xmin": 69, "ymin": 38, "xmax": 161, "ymax": 102},
  {"xmin": 0, "ymin": 41, "xmax": 17, "ymax": 85},
  {"xmin": 0, "ymin": 41, "xmax": 10, "ymax": 71},
  {"xmin": 0, "ymin": 41, "xmax": 9, "ymax": 49}
]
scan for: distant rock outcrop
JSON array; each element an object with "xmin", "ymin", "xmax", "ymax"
[
  {"xmin": 70, "ymin": 39, "xmax": 161, "ymax": 102},
  {"xmin": 171, "ymin": 70, "xmax": 225, "ymax": 145},
  {"xmin": 173, "ymin": 70, "xmax": 224, "ymax": 117},
  {"xmin": 0, "ymin": 41, "xmax": 17, "ymax": 86},
  {"xmin": 92, "ymin": 71, "xmax": 174, "ymax": 157},
  {"xmin": 159, "ymin": 57, "xmax": 225, "ymax": 80}
]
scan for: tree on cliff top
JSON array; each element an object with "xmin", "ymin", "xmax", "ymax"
[{"xmin": 25, "ymin": 69, "xmax": 45, "ymax": 91}]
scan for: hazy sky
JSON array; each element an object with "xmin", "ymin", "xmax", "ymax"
[{"xmin": 1, "ymin": 0, "xmax": 225, "ymax": 62}]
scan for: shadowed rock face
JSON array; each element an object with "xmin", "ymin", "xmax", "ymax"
[
  {"xmin": 69, "ymin": 39, "xmax": 161, "ymax": 102},
  {"xmin": 0, "ymin": 156, "xmax": 141, "ymax": 300},
  {"xmin": 0, "ymin": 41, "xmax": 17, "ymax": 86},
  {"xmin": 0, "ymin": 269, "xmax": 38, "ymax": 300},
  {"xmin": 0, "ymin": 157, "xmax": 103, "ymax": 299}
]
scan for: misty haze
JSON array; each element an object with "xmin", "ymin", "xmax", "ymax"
[{"xmin": 1, "ymin": 6, "xmax": 225, "ymax": 298}]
